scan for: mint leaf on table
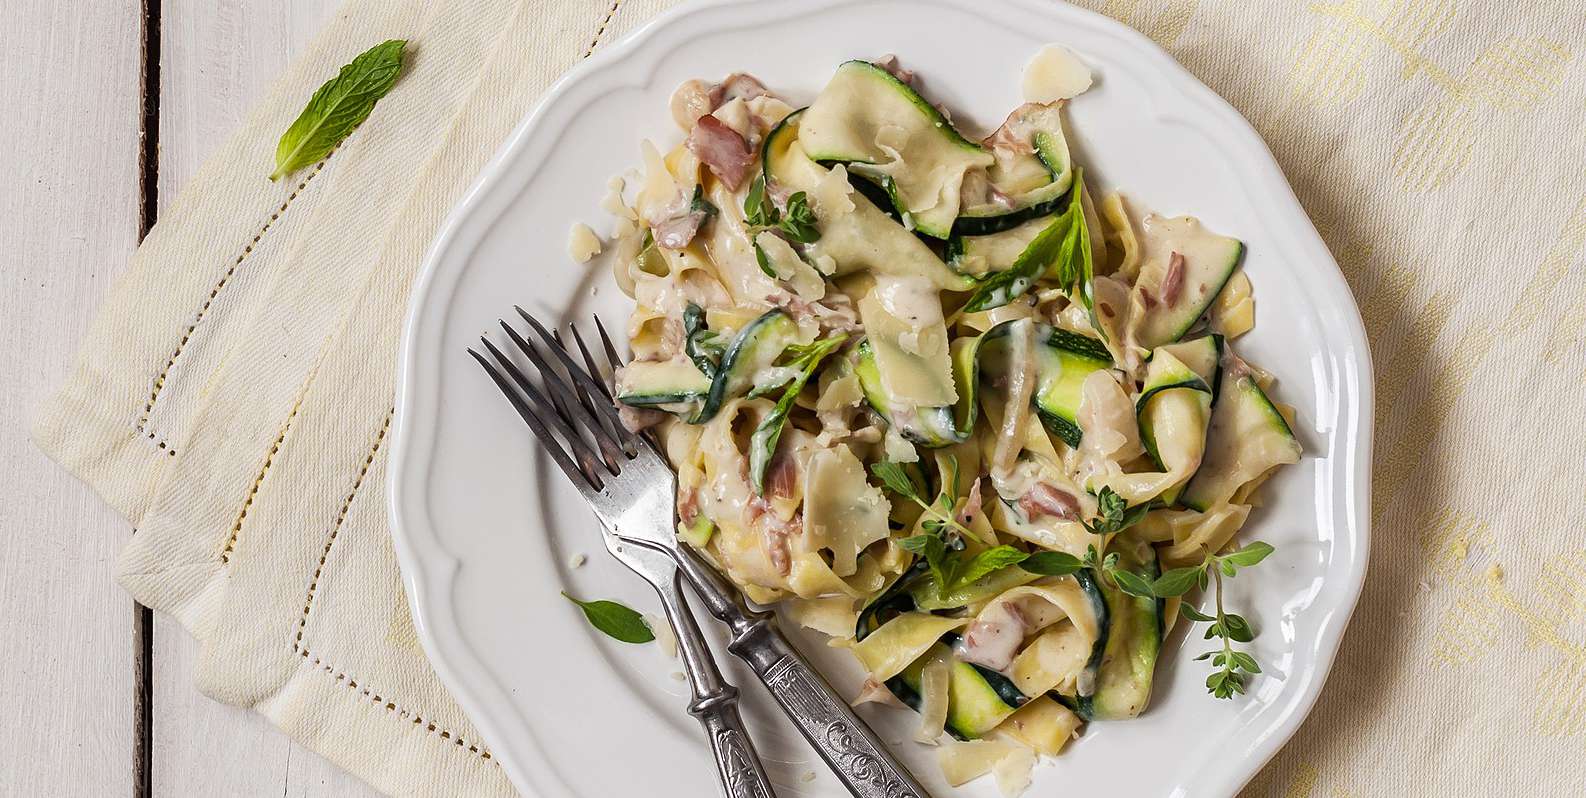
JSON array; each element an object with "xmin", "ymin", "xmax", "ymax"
[
  {"xmin": 271, "ymin": 39, "xmax": 407, "ymax": 181},
  {"xmin": 561, "ymin": 591, "xmax": 654, "ymax": 644}
]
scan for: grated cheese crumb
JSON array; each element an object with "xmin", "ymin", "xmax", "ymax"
[
  {"xmin": 567, "ymin": 552, "xmax": 587, "ymax": 569},
  {"xmin": 567, "ymin": 223, "xmax": 603, "ymax": 263}
]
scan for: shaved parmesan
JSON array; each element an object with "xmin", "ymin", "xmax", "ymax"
[
  {"xmin": 915, "ymin": 657, "xmax": 951, "ymax": 744},
  {"xmin": 936, "ymin": 738, "xmax": 1020, "ymax": 787},
  {"xmin": 993, "ymin": 744, "xmax": 1036, "ymax": 797},
  {"xmin": 1023, "ymin": 45, "xmax": 1093, "ymax": 103},
  {"xmin": 803, "ymin": 445, "xmax": 891, "ymax": 576}
]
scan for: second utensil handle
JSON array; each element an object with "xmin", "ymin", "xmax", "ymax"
[{"xmin": 676, "ymin": 547, "xmax": 930, "ymax": 798}]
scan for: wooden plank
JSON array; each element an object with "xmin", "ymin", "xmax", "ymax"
[
  {"xmin": 0, "ymin": 1, "xmax": 145, "ymax": 796},
  {"xmin": 151, "ymin": 1, "xmax": 381, "ymax": 795}
]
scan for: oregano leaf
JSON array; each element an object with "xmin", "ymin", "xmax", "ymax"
[{"xmin": 561, "ymin": 592, "xmax": 654, "ymax": 644}]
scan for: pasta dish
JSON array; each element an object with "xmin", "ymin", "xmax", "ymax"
[{"xmin": 592, "ymin": 52, "xmax": 1302, "ymax": 793}]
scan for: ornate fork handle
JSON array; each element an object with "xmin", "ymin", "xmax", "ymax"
[
  {"xmin": 675, "ymin": 546, "xmax": 931, "ymax": 798},
  {"xmin": 652, "ymin": 565, "xmax": 777, "ymax": 798}
]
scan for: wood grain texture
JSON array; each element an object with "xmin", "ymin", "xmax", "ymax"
[
  {"xmin": 0, "ymin": 1, "xmax": 144, "ymax": 796},
  {"xmin": 151, "ymin": 1, "xmax": 381, "ymax": 795}
]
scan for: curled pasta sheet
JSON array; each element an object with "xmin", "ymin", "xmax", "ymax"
[
  {"xmin": 852, "ymin": 612, "xmax": 969, "ymax": 682},
  {"xmin": 1076, "ymin": 369, "xmax": 1142, "ymax": 468},
  {"xmin": 1100, "ymin": 387, "xmax": 1209, "ymax": 505},
  {"xmin": 1161, "ymin": 502, "xmax": 1252, "ymax": 566},
  {"xmin": 972, "ymin": 576, "xmax": 1100, "ymax": 652},
  {"xmin": 1008, "ymin": 620, "xmax": 1090, "ymax": 696},
  {"xmin": 1099, "ymin": 191, "xmax": 1141, "ymax": 280},
  {"xmin": 993, "ymin": 695, "xmax": 1082, "ymax": 757},
  {"xmin": 1210, "ymin": 269, "xmax": 1255, "ymax": 338}
]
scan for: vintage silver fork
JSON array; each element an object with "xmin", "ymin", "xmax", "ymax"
[
  {"xmin": 470, "ymin": 313, "xmax": 775, "ymax": 798},
  {"xmin": 474, "ymin": 307, "xmax": 930, "ymax": 798}
]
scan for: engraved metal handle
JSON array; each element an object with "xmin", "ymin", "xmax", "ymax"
[
  {"xmin": 654, "ymin": 568, "xmax": 777, "ymax": 798},
  {"xmin": 676, "ymin": 547, "xmax": 931, "ymax": 798}
]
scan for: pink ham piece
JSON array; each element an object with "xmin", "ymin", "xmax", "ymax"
[
  {"xmin": 652, "ymin": 210, "xmax": 707, "ymax": 250},
  {"xmin": 1019, "ymin": 482, "xmax": 1080, "ymax": 521},
  {"xmin": 687, "ymin": 115, "xmax": 755, "ymax": 190},
  {"xmin": 958, "ymin": 601, "xmax": 1027, "ymax": 672},
  {"xmin": 874, "ymin": 54, "xmax": 917, "ymax": 87},
  {"xmin": 715, "ymin": 72, "xmax": 771, "ymax": 104},
  {"xmin": 957, "ymin": 477, "xmax": 985, "ymax": 526},
  {"xmin": 1161, "ymin": 251, "xmax": 1186, "ymax": 307},
  {"xmin": 747, "ymin": 497, "xmax": 796, "ymax": 576}
]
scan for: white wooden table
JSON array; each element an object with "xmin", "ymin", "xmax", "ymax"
[{"xmin": 1, "ymin": 2, "xmax": 381, "ymax": 794}]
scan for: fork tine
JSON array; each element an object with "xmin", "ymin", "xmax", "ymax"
[
  {"xmin": 593, "ymin": 315, "xmax": 624, "ymax": 371},
  {"xmin": 568, "ymin": 323, "xmax": 640, "ymax": 458},
  {"xmin": 468, "ymin": 348, "xmax": 599, "ymax": 492},
  {"xmin": 514, "ymin": 307, "xmax": 632, "ymax": 433},
  {"xmin": 552, "ymin": 326, "xmax": 633, "ymax": 466},
  {"xmin": 569, "ymin": 324, "xmax": 614, "ymax": 402},
  {"xmin": 499, "ymin": 320, "xmax": 627, "ymax": 474},
  {"xmin": 591, "ymin": 315, "xmax": 669, "ymax": 456},
  {"xmin": 480, "ymin": 335, "xmax": 607, "ymax": 484}
]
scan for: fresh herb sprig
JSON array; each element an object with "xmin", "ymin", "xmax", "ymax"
[
  {"xmin": 1116, "ymin": 540, "xmax": 1275, "ymax": 698},
  {"xmin": 682, "ymin": 302, "xmax": 722, "ymax": 378},
  {"xmin": 561, "ymin": 592, "xmax": 654, "ymax": 644},
  {"xmin": 874, "ymin": 460, "xmax": 1026, "ymax": 595},
  {"xmin": 272, "ymin": 39, "xmax": 407, "ymax": 181},
  {"xmin": 748, "ymin": 335, "xmax": 850, "ymax": 492},
  {"xmin": 870, "ymin": 460, "xmax": 978, "ymax": 542},
  {"xmin": 898, "ymin": 535, "xmax": 1030, "ymax": 597},
  {"xmin": 743, "ymin": 175, "xmax": 821, "ymax": 243},
  {"xmin": 1081, "ymin": 486, "xmax": 1152, "ymax": 536},
  {"xmin": 962, "ymin": 167, "xmax": 1091, "ymax": 312}
]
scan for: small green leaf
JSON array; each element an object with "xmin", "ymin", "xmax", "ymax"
[
  {"xmin": 272, "ymin": 39, "xmax": 407, "ymax": 181},
  {"xmin": 871, "ymin": 462, "xmax": 921, "ymax": 499},
  {"xmin": 1207, "ymin": 669, "xmax": 1245, "ymax": 699},
  {"xmin": 749, "ymin": 335, "xmax": 847, "ymax": 492},
  {"xmin": 1222, "ymin": 541, "xmax": 1275, "ymax": 569},
  {"xmin": 1221, "ymin": 613, "xmax": 1255, "ymax": 643},
  {"xmin": 953, "ymin": 546, "xmax": 1030, "ymax": 588},
  {"xmin": 1178, "ymin": 604, "xmax": 1216, "ymax": 623},
  {"xmin": 777, "ymin": 192, "xmax": 820, "ymax": 243},
  {"xmin": 899, "ymin": 534, "xmax": 952, "ymax": 597},
  {"xmin": 1192, "ymin": 651, "xmax": 1214, "ymax": 661},
  {"xmin": 1219, "ymin": 559, "xmax": 1237, "ymax": 577},
  {"xmin": 1022, "ymin": 551, "xmax": 1085, "ymax": 576},
  {"xmin": 561, "ymin": 592, "xmax": 654, "ymax": 644},
  {"xmin": 753, "ymin": 241, "xmax": 779, "ymax": 279},
  {"xmin": 1229, "ymin": 651, "xmax": 1261, "ymax": 673},
  {"xmin": 689, "ymin": 184, "xmax": 718, "ymax": 219},
  {"xmin": 1111, "ymin": 569, "xmax": 1156, "ymax": 598},
  {"xmin": 744, "ymin": 175, "xmax": 776, "ymax": 226},
  {"xmin": 1153, "ymin": 566, "xmax": 1205, "ymax": 598}
]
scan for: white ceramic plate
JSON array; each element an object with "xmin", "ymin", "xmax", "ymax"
[{"xmin": 389, "ymin": 1, "xmax": 1374, "ymax": 795}]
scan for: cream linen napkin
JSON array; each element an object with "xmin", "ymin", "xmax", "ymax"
[{"xmin": 33, "ymin": 0, "xmax": 1586, "ymax": 796}]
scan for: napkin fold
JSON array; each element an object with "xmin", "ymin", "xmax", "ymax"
[
  {"xmin": 36, "ymin": 0, "xmax": 681, "ymax": 794},
  {"xmin": 35, "ymin": 0, "xmax": 1586, "ymax": 796}
]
